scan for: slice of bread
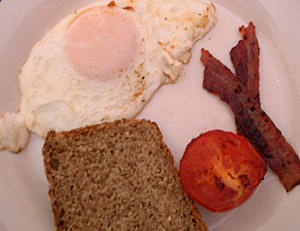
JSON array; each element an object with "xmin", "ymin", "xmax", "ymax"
[{"xmin": 43, "ymin": 119, "xmax": 207, "ymax": 231}]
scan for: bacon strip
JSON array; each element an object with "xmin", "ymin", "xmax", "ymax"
[
  {"xmin": 230, "ymin": 22, "xmax": 260, "ymax": 105},
  {"xmin": 230, "ymin": 22, "xmax": 260, "ymax": 137},
  {"xmin": 201, "ymin": 48, "xmax": 300, "ymax": 192}
]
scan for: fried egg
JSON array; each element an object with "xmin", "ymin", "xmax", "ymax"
[
  {"xmin": 0, "ymin": 113, "xmax": 29, "ymax": 153},
  {"xmin": 1, "ymin": 0, "xmax": 216, "ymax": 152}
]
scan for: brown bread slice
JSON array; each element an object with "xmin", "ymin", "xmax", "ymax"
[{"xmin": 43, "ymin": 119, "xmax": 207, "ymax": 231}]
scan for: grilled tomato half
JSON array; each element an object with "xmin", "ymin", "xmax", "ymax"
[{"xmin": 180, "ymin": 130, "xmax": 266, "ymax": 212}]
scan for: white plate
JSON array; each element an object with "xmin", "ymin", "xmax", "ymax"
[{"xmin": 0, "ymin": 1, "xmax": 300, "ymax": 230}]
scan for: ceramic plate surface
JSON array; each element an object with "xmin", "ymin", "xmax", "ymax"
[{"xmin": 0, "ymin": 0, "xmax": 299, "ymax": 230}]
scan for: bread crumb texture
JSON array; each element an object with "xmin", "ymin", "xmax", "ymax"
[{"xmin": 43, "ymin": 119, "xmax": 207, "ymax": 231}]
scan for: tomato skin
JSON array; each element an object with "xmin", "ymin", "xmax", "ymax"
[{"xmin": 180, "ymin": 130, "xmax": 266, "ymax": 212}]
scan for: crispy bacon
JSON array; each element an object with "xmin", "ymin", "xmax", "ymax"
[
  {"xmin": 230, "ymin": 22, "xmax": 260, "ymax": 137},
  {"xmin": 230, "ymin": 22, "xmax": 260, "ymax": 105},
  {"xmin": 201, "ymin": 48, "xmax": 300, "ymax": 192}
]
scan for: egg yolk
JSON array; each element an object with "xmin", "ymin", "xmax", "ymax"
[{"xmin": 64, "ymin": 6, "xmax": 140, "ymax": 82}]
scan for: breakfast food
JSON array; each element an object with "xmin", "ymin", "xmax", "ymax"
[
  {"xmin": 0, "ymin": 0, "xmax": 216, "ymax": 153},
  {"xmin": 0, "ymin": 112, "xmax": 29, "ymax": 152},
  {"xmin": 180, "ymin": 130, "xmax": 266, "ymax": 212},
  {"xmin": 230, "ymin": 22, "xmax": 260, "ymax": 105},
  {"xmin": 230, "ymin": 22, "xmax": 260, "ymax": 137},
  {"xmin": 42, "ymin": 119, "xmax": 207, "ymax": 230},
  {"xmin": 201, "ymin": 32, "xmax": 300, "ymax": 192}
]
